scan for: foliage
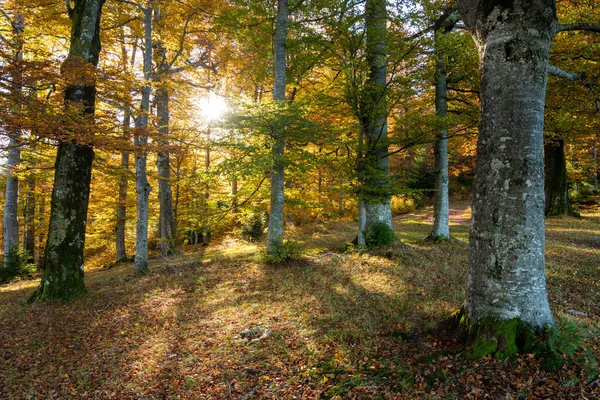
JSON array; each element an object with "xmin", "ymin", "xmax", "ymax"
[
  {"xmin": 240, "ymin": 212, "xmax": 268, "ymax": 242},
  {"xmin": 365, "ymin": 222, "xmax": 396, "ymax": 248},
  {"xmin": 260, "ymin": 239, "xmax": 300, "ymax": 264},
  {"xmin": 390, "ymin": 195, "xmax": 416, "ymax": 215},
  {"xmin": 0, "ymin": 245, "xmax": 36, "ymax": 283}
]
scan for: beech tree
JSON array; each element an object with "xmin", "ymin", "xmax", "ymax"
[
  {"xmin": 356, "ymin": 0, "xmax": 392, "ymax": 245},
  {"xmin": 29, "ymin": 0, "xmax": 105, "ymax": 301},
  {"xmin": 2, "ymin": 11, "xmax": 23, "ymax": 270},
  {"xmin": 455, "ymin": 0, "xmax": 600, "ymax": 359},
  {"xmin": 266, "ymin": 0, "xmax": 289, "ymax": 254}
]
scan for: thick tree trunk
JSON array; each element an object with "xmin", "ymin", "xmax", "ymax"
[
  {"xmin": 134, "ymin": 4, "xmax": 153, "ymax": 274},
  {"xmin": 29, "ymin": 0, "xmax": 104, "ymax": 302},
  {"xmin": 427, "ymin": 40, "xmax": 451, "ymax": 242},
  {"xmin": 544, "ymin": 138, "xmax": 572, "ymax": 216},
  {"xmin": 458, "ymin": 0, "xmax": 555, "ymax": 358},
  {"xmin": 266, "ymin": 0, "xmax": 289, "ymax": 254},
  {"xmin": 362, "ymin": 0, "xmax": 393, "ymax": 232},
  {"xmin": 3, "ymin": 13, "xmax": 24, "ymax": 270},
  {"xmin": 156, "ymin": 85, "xmax": 176, "ymax": 255}
]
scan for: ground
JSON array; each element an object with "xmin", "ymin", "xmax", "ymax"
[{"xmin": 1, "ymin": 200, "xmax": 598, "ymax": 399}]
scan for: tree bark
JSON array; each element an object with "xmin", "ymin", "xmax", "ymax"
[
  {"xmin": 3, "ymin": 12, "xmax": 24, "ymax": 270},
  {"xmin": 154, "ymin": 8, "xmax": 176, "ymax": 256},
  {"xmin": 134, "ymin": 4, "xmax": 153, "ymax": 274},
  {"xmin": 544, "ymin": 138, "xmax": 573, "ymax": 216},
  {"xmin": 23, "ymin": 173, "xmax": 36, "ymax": 264},
  {"xmin": 156, "ymin": 84, "xmax": 176, "ymax": 255},
  {"xmin": 115, "ymin": 112, "xmax": 130, "ymax": 262},
  {"xmin": 458, "ymin": 0, "xmax": 555, "ymax": 356},
  {"xmin": 266, "ymin": 0, "xmax": 289, "ymax": 254},
  {"xmin": 428, "ymin": 35, "xmax": 451, "ymax": 242},
  {"xmin": 29, "ymin": 0, "xmax": 104, "ymax": 302},
  {"xmin": 362, "ymin": 0, "xmax": 393, "ymax": 233}
]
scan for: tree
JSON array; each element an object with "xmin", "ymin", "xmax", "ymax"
[
  {"xmin": 455, "ymin": 0, "xmax": 600, "ymax": 359},
  {"xmin": 133, "ymin": 1, "xmax": 154, "ymax": 274},
  {"xmin": 266, "ymin": 0, "xmax": 289, "ymax": 254},
  {"xmin": 427, "ymin": 25, "xmax": 452, "ymax": 242},
  {"xmin": 356, "ymin": 0, "xmax": 393, "ymax": 245},
  {"xmin": 544, "ymin": 137, "xmax": 573, "ymax": 216},
  {"xmin": 29, "ymin": 0, "xmax": 105, "ymax": 302},
  {"xmin": 3, "ymin": 10, "xmax": 24, "ymax": 270}
]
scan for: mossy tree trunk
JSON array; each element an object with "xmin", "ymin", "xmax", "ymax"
[
  {"xmin": 360, "ymin": 0, "xmax": 393, "ymax": 236},
  {"xmin": 457, "ymin": 0, "xmax": 556, "ymax": 357},
  {"xmin": 544, "ymin": 138, "xmax": 573, "ymax": 216},
  {"xmin": 266, "ymin": 0, "xmax": 289, "ymax": 255},
  {"xmin": 29, "ymin": 0, "xmax": 105, "ymax": 302}
]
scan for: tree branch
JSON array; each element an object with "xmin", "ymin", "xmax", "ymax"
[
  {"xmin": 554, "ymin": 23, "xmax": 600, "ymax": 35},
  {"xmin": 548, "ymin": 65, "xmax": 586, "ymax": 82}
]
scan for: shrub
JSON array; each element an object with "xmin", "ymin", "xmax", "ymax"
[
  {"xmin": 0, "ymin": 245, "xmax": 36, "ymax": 283},
  {"xmin": 391, "ymin": 195, "xmax": 415, "ymax": 215},
  {"xmin": 365, "ymin": 222, "xmax": 396, "ymax": 248},
  {"xmin": 240, "ymin": 212, "xmax": 267, "ymax": 242},
  {"xmin": 261, "ymin": 240, "xmax": 300, "ymax": 265}
]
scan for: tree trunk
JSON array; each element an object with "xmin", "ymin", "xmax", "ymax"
[
  {"xmin": 362, "ymin": 0, "xmax": 393, "ymax": 232},
  {"xmin": 115, "ymin": 112, "xmax": 130, "ymax": 262},
  {"xmin": 202, "ymin": 127, "xmax": 210, "ymax": 246},
  {"xmin": 156, "ymin": 85, "xmax": 176, "ymax": 255},
  {"xmin": 23, "ymin": 173, "xmax": 36, "ymax": 264},
  {"xmin": 3, "ymin": 13, "xmax": 24, "ymax": 270},
  {"xmin": 266, "ymin": 0, "xmax": 289, "ymax": 254},
  {"xmin": 231, "ymin": 175, "xmax": 238, "ymax": 224},
  {"xmin": 29, "ymin": 0, "xmax": 104, "ymax": 302},
  {"xmin": 458, "ymin": 0, "xmax": 555, "ymax": 358},
  {"xmin": 544, "ymin": 138, "xmax": 572, "ymax": 216},
  {"xmin": 428, "ymin": 38, "xmax": 451, "ymax": 242},
  {"xmin": 134, "ymin": 4, "xmax": 153, "ymax": 274}
]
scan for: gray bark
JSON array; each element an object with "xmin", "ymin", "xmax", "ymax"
[
  {"xmin": 459, "ymin": 0, "xmax": 555, "ymax": 329},
  {"xmin": 361, "ymin": 0, "xmax": 393, "ymax": 232},
  {"xmin": 266, "ymin": 0, "xmax": 289, "ymax": 254},
  {"xmin": 428, "ymin": 36, "xmax": 450, "ymax": 241},
  {"xmin": 3, "ymin": 13, "xmax": 24, "ymax": 269},
  {"xmin": 134, "ymin": 4, "xmax": 154, "ymax": 274},
  {"xmin": 29, "ymin": 0, "xmax": 105, "ymax": 302}
]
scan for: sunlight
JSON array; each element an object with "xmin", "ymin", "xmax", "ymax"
[{"xmin": 197, "ymin": 92, "xmax": 228, "ymax": 121}]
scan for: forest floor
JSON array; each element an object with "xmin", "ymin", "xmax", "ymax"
[{"xmin": 1, "ymin": 199, "xmax": 599, "ymax": 399}]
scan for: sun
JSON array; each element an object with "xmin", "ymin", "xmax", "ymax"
[{"xmin": 197, "ymin": 92, "xmax": 228, "ymax": 121}]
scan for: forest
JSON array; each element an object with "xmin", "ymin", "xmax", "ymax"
[{"xmin": 0, "ymin": 0, "xmax": 599, "ymax": 398}]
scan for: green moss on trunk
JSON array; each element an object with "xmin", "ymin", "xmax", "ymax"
[{"xmin": 441, "ymin": 308, "xmax": 563, "ymax": 370}]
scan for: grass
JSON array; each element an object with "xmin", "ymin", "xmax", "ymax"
[{"xmin": 0, "ymin": 199, "xmax": 598, "ymax": 399}]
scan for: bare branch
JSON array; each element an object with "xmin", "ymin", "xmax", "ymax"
[
  {"xmin": 554, "ymin": 23, "xmax": 600, "ymax": 35},
  {"xmin": 548, "ymin": 65, "xmax": 585, "ymax": 82}
]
